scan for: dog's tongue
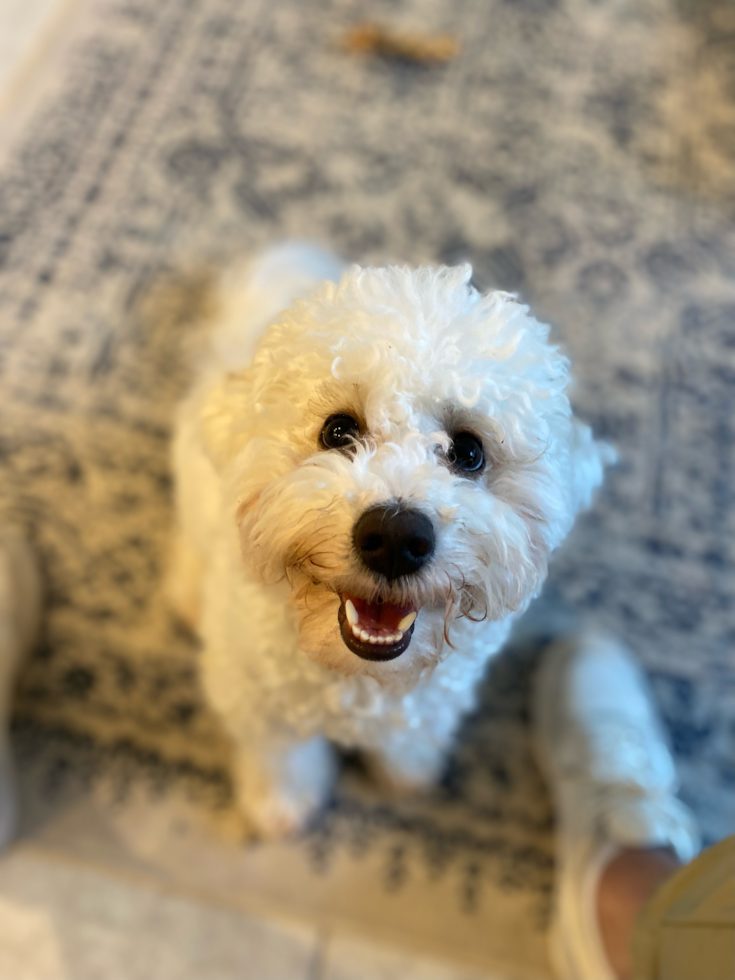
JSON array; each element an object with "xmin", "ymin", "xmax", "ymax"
[{"xmin": 343, "ymin": 593, "xmax": 416, "ymax": 632}]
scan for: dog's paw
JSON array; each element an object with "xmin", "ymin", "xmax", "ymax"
[
  {"xmin": 233, "ymin": 736, "xmax": 335, "ymax": 841},
  {"xmin": 240, "ymin": 788, "xmax": 318, "ymax": 841},
  {"xmin": 365, "ymin": 761, "xmax": 433, "ymax": 800},
  {"xmin": 364, "ymin": 746, "xmax": 445, "ymax": 800}
]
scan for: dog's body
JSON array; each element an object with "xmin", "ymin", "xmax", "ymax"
[{"xmin": 171, "ymin": 243, "xmax": 611, "ymax": 837}]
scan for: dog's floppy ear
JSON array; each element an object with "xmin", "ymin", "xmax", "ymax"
[
  {"xmin": 196, "ymin": 371, "xmax": 254, "ymax": 473},
  {"xmin": 569, "ymin": 417, "xmax": 616, "ymax": 515}
]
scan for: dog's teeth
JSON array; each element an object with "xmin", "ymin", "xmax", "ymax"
[
  {"xmin": 345, "ymin": 599, "xmax": 358, "ymax": 626},
  {"xmin": 398, "ymin": 611, "xmax": 417, "ymax": 632},
  {"xmin": 346, "ymin": 611, "xmax": 410, "ymax": 647}
]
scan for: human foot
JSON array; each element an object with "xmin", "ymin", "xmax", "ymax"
[
  {"xmin": 596, "ymin": 846, "xmax": 681, "ymax": 979},
  {"xmin": 532, "ymin": 631, "xmax": 699, "ymax": 979}
]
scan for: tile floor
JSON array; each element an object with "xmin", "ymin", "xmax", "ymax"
[{"xmin": 0, "ymin": 844, "xmax": 498, "ymax": 980}]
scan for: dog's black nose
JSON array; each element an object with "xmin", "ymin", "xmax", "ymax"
[{"xmin": 353, "ymin": 505, "xmax": 435, "ymax": 581}]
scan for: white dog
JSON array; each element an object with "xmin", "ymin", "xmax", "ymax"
[{"xmin": 170, "ymin": 243, "xmax": 612, "ymax": 839}]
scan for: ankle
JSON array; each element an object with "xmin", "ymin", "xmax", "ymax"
[{"xmin": 596, "ymin": 847, "xmax": 681, "ymax": 980}]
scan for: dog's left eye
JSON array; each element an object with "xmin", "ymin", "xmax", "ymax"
[
  {"xmin": 320, "ymin": 414, "xmax": 361, "ymax": 451},
  {"xmin": 447, "ymin": 432, "xmax": 485, "ymax": 474}
]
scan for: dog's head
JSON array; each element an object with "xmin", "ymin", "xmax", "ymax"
[{"xmin": 202, "ymin": 264, "xmax": 612, "ymax": 691}]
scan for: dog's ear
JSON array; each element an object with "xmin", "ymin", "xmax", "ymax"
[
  {"xmin": 569, "ymin": 416, "xmax": 616, "ymax": 515},
  {"xmin": 196, "ymin": 371, "xmax": 254, "ymax": 473}
]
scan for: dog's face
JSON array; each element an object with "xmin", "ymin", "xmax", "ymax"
[{"xmin": 204, "ymin": 264, "xmax": 610, "ymax": 692}]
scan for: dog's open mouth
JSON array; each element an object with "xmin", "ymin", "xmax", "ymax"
[{"xmin": 337, "ymin": 593, "xmax": 417, "ymax": 662}]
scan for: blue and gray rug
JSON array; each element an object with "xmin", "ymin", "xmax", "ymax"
[{"xmin": 0, "ymin": 0, "xmax": 732, "ymax": 929}]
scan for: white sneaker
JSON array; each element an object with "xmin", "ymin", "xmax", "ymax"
[{"xmin": 532, "ymin": 631, "xmax": 700, "ymax": 980}]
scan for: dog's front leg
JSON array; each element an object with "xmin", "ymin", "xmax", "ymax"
[
  {"xmin": 232, "ymin": 730, "xmax": 336, "ymax": 840},
  {"xmin": 365, "ymin": 735, "xmax": 451, "ymax": 799}
]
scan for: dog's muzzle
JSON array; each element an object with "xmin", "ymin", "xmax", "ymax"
[{"xmin": 337, "ymin": 504, "xmax": 433, "ymax": 661}]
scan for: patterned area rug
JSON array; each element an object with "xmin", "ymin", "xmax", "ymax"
[{"xmin": 1, "ymin": 0, "xmax": 733, "ymax": 970}]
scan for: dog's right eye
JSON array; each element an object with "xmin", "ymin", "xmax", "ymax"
[
  {"xmin": 447, "ymin": 431, "xmax": 485, "ymax": 475},
  {"xmin": 320, "ymin": 414, "xmax": 361, "ymax": 452}
]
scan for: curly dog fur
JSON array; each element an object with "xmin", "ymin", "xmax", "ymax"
[{"xmin": 170, "ymin": 243, "xmax": 612, "ymax": 837}]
